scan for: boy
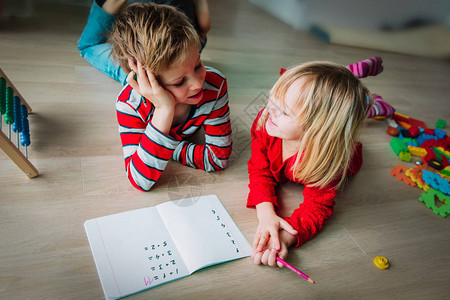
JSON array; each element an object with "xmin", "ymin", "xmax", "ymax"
[
  {"xmin": 79, "ymin": 2, "xmax": 231, "ymax": 191},
  {"xmin": 78, "ymin": 0, "xmax": 210, "ymax": 84}
]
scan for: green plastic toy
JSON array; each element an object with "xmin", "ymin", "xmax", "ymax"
[
  {"xmin": 435, "ymin": 119, "xmax": 447, "ymax": 129},
  {"xmin": 399, "ymin": 151, "xmax": 412, "ymax": 162},
  {"xmin": 418, "ymin": 188, "xmax": 450, "ymax": 218},
  {"xmin": 390, "ymin": 137, "xmax": 408, "ymax": 156}
]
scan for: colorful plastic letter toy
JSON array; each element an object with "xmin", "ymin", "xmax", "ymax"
[
  {"xmin": 418, "ymin": 189, "xmax": 450, "ymax": 217},
  {"xmin": 442, "ymin": 167, "xmax": 450, "ymax": 177},
  {"xmin": 390, "ymin": 138, "xmax": 408, "ymax": 156},
  {"xmin": 405, "ymin": 165, "xmax": 432, "ymax": 191},
  {"xmin": 399, "ymin": 151, "xmax": 412, "ymax": 162},
  {"xmin": 373, "ymin": 256, "xmax": 390, "ymax": 269},
  {"xmin": 435, "ymin": 119, "xmax": 446, "ymax": 129},
  {"xmin": 390, "ymin": 164, "xmax": 416, "ymax": 187},
  {"xmin": 422, "ymin": 170, "xmax": 450, "ymax": 195},
  {"xmin": 407, "ymin": 146, "xmax": 427, "ymax": 157}
]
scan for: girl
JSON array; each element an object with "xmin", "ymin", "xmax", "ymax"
[{"xmin": 247, "ymin": 57, "xmax": 393, "ymax": 267}]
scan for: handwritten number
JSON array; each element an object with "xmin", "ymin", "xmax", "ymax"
[
  {"xmin": 145, "ymin": 229, "xmax": 237, "ymax": 281},
  {"xmin": 144, "ymin": 276, "xmax": 153, "ymax": 286}
]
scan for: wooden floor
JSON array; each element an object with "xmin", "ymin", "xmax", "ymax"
[{"xmin": 1, "ymin": 0, "xmax": 450, "ymax": 299}]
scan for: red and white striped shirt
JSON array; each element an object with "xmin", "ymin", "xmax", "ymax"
[{"xmin": 116, "ymin": 67, "xmax": 232, "ymax": 191}]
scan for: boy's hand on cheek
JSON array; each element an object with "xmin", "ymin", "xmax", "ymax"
[
  {"xmin": 126, "ymin": 59, "xmax": 175, "ymax": 110},
  {"xmin": 127, "ymin": 59, "xmax": 175, "ymax": 135}
]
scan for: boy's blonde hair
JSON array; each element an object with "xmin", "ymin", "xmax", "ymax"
[
  {"xmin": 259, "ymin": 61, "xmax": 373, "ymax": 189},
  {"xmin": 109, "ymin": 3, "xmax": 201, "ymax": 74}
]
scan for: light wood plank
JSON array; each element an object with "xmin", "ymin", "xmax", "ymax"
[{"xmin": 0, "ymin": 0, "xmax": 449, "ymax": 299}]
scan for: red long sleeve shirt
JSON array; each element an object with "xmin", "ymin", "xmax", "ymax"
[
  {"xmin": 116, "ymin": 67, "xmax": 232, "ymax": 191},
  {"xmin": 247, "ymin": 111, "xmax": 363, "ymax": 247}
]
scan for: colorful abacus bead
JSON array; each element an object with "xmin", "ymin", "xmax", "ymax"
[
  {"xmin": 0, "ymin": 77, "xmax": 6, "ymax": 115},
  {"xmin": 20, "ymin": 105, "xmax": 30, "ymax": 147},
  {"xmin": 13, "ymin": 96, "xmax": 23, "ymax": 133},
  {"xmin": 5, "ymin": 87, "xmax": 15, "ymax": 124}
]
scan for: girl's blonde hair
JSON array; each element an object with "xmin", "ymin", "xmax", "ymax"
[
  {"xmin": 109, "ymin": 3, "xmax": 201, "ymax": 74},
  {"xmin": 259, "ymin": 61, "xmax": 373, "ymax": 189}
]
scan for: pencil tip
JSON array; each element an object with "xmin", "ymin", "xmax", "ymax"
[{"xmin": 308, "ymin": 278, "xmax": 315, "ymax": 284}]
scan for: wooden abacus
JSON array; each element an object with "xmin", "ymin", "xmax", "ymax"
[{"xmin": 0, "ymin": 67, "xmax": 38, "ymax": 178}]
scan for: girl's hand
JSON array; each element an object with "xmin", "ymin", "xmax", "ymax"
[
  {"xmin": 126, "ymin": 59, "xmax": 175, "ymax": 110},
  {"xmin": 252, "ymin": 203, "xmax": 298, "ymax": 254},
  {"xmin": 252, "ymin": 230, "xmax": 297, "ymax": 267}
]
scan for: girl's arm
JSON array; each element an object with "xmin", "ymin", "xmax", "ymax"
[
  {"xmin": 247, "ymin": 112, "xmax": 297, "ymax": 264},
  {"xmin": 246, "ymin": 112, "xmax": 278, "ymax": 207},
  {"xmin": 253, "ymin": 229, "xmax": 297, "ymax": 267},
  {"xmin": 286, "ymin": 184, "xmax": 338, "ymax": 247},
  {"xmin": 171, "ymin": 73, "xmax": 232, "ymax": 171},
  {"xmin": 252, "ymin": 202, "xmax": 297, "ymax": 266},
  {"xmin": 286, "ymin": 142, "xmax": 363, "ymax": 246},
  {"xmin": 116, "ymin": 87, "xmax": 180, "ymax": 192}
]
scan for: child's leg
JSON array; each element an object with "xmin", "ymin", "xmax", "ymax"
[
  {"xmin": 367, "ymin": 94, "xmax": 394, "ymax": 118},
  {"xmin": 77, "ymin": 0, "xmax": 127, "ymax": 84},
  {"xmin": 347, "ymin": 56, "xmax": 383, "ymax": 78},
  {"xmin": 347, "ymin": 57, "xmax": 393, "ymax": 118}
]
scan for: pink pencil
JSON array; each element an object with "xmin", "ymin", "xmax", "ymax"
[{"xmin": 276, "ymin": 257, "xmax": 315, "ymax": 284}]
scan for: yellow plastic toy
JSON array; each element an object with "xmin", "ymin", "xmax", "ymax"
[
  {"xmin": 373, "ymin": 256, "xmax": 390, "ymax": 269},
  {"xmin": 407, "ymin": 145, "xmax": 427, "ymax": 157}
]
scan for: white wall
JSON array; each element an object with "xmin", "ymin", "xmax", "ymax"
[{"xmin": 249, "ymin": 0, "xmax": 450, "ymax": 30}]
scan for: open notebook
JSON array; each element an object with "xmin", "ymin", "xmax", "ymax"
[{"xmin": 85, "ymin": 194, "xmax": 252, "ymax": 299}]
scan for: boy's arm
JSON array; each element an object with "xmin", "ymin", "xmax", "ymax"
[
  {"xmin": 171, "ymin": 78, "xmax": 232, "ymax": 171},
  {"xmin": 116, "ymin": 96, "xmax": 180, "ymax": 192}
]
